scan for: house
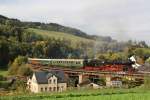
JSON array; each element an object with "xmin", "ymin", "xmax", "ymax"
[
  {"xmin": 106, "ymin": 76, "xmax": 122, "ymax": 87},
  {"xmin": 27, "ymin": 70, "xmax": 67, "ymax": 93},
  {"xmin": 77, "ymin": 80, "xmax": 102, "ymax": 89}
]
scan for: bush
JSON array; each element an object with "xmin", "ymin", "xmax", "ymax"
[
  {"xmin": 0, "ymin": 75, "xmax": 5, "ymax": 81},
  {"xmin": 17, "ymin": 64, "xmax": 32, "ymax": 76},
  {"xmin": 8, "ymin": 56, "xmax": 28, "ymax": 75},
  {"xmin": 0, "ymin": 81, "xmax": 10, "ymax": 89},
  {"xmin": 144, "ymin": 76, "xmax": 150, "ymax": 89},
  {"xmin": 10, "ymin": 80, "xmax": 27, "ymax": 93}
]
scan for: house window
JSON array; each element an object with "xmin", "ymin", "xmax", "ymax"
[
  {"xmin": 53, "ymin": 87, "xmax": 56, "ymax": 91},
  {"xmin": 45, "ymin": 87, "xmax": 47, "ymax": 91},
  {"xmin": 61, "ymin": 86, "xmax": 63, "ymax": 90},
  {"xmin": 57, "ymin": 87, "xmax": 59, "ymax": 91},
  {"xmin": 53, "ymin": 79, "xmax": 56, "ymax": 84},
  {"xmin": 49, "ymin": 79, "xmax": 52, "ymax": 84},
  {"xmin": 41, "ymin": 88, "xmax": 43, "ymax": 92},
  {"xmin": 49, "ymin": 87, "xmax": 52, "ymax": 91}
]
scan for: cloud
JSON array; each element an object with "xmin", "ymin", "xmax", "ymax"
[{"xmin": 0, "ymin": 0, "xmax": 150, "ymax": 44}]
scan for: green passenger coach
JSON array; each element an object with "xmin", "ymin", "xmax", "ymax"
[{"xmin": 28, "ymin": 58, "xmax": 84, "ymax": 67}]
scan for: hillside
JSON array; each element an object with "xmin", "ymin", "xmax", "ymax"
[
  {"xmin": 0, "ymin": 15, "xmax": 99, "ymax": 66},
  {"xmin": 25, "ymin": 22, "xmax": 92, "ymax": 39},
  {"xmin": 0, "ymin": 14, "xmax": 114, "ymax": 42},
  {"xmin": 27, "ymin": 28, "xmax": 94, "ymax": 47},
  {"xmin": 0, "ymin": 14, "xmax": 150, "ymax": 67}
]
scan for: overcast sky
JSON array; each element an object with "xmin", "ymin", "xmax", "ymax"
[{"xmin": 0, "ymin": 0, "xmax": 150, "ymax": 44}]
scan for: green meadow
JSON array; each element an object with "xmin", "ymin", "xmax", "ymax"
[
  {"xmin": 0, "ymin": 69, "xmax": 8, "ymax": 76},
  {"xmin": 1, "ymin": 88, "xmax": 150, "ymax": 100}
]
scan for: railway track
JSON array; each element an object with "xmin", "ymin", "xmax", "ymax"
[{"xmin": 28, "ymin": 64, "xmax": 145, "ymax": 78}]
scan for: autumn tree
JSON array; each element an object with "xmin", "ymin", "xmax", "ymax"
[{"xmin": 8, "ymin": 56, "xmax": 28, "ymax": 75}]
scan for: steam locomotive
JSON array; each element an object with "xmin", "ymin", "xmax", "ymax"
[{"xmin": 82, "ymin": 59, "xmax": 136, "ymax": 72}]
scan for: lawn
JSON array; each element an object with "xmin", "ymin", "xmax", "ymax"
[
  {"xmin": 0, "ymin": 69, "xmax": 8, "ymax": 76},
  {"xmin": 1, "ymin": 88, "xmax": 150, "ymax": 100}
]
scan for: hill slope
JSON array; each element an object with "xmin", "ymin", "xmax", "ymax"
[
  {"xmin": 0, "ymin": 14, "xmax": 114, "ymax": 42},
  {"xmin": 0, "ymin": 14, "xmax": 150, "ymax": 67},
  {"xmin": 28, "ymin": 28, "xmax": 94, "ymax": 47}
]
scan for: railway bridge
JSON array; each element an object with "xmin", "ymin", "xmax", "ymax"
[
  {"xmin": 39, "ymin": 67, "xmax": 144, "ymax": 86},
  {"xmin": 29, "ymin": 64, "xmax": 145, "ymax": 87},
  {"xmin": 61, "ymin": 69, "xmax": 144, "ymax": 84}
]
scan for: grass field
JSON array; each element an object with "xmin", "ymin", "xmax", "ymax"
[{"xmin": 1, "ymin": 88, "xmax": 150, "ymax": 100}]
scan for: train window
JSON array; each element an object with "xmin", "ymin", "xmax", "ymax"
[
  {"xmin": 123, "ymin": 67, "xmax": 128, "ymax": 71},
  {"xmin": 76, "ymin": 62, "xmax": 80, "ymax": 64}
]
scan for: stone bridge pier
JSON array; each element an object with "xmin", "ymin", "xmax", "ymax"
[
  {"xmin": 79, "ymin": 74, "xmax": 102, "ymax": 84},
  {"xmin": 78, "ymin": 74, "xmax": 89, "ymax": 84}
]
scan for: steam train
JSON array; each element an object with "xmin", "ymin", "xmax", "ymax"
[
  {"xmin": 82, "ymin": 59, "xmax": 136, "ymax": 72},
  {"xmin": 28, "ymin": 58, "xmax": 137, "ymax": 72}
]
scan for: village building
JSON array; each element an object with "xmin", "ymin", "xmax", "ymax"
[
  {"xmin": 106, "ymin": 76, "xmax": 122, "ymax": 87},
  {"xmin": 27, "ymin": 70, "xmax": 67, "ymax": 93},
  {"xmin": 77, "ymin": 80, "xmax": 102, "ymax": 89}
]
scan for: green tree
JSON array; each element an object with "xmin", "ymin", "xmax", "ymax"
[
  {"xmin": 146, "ymin": 58, "xmax": 150, "ymax": 63},
  {"xmin": 17, "ymin": 64, "xmax": 32, "ymax": 76},
  {"xmin": 0, "ymin": 38, "xmax": 9, "ymax": 67},
  {"xmin": 8, "ymin": 56, "xmax": 28, "ymax": 75},
  {"xmin": 144, "ymin": 76, "xmax": 150, "ymax": 89}
]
